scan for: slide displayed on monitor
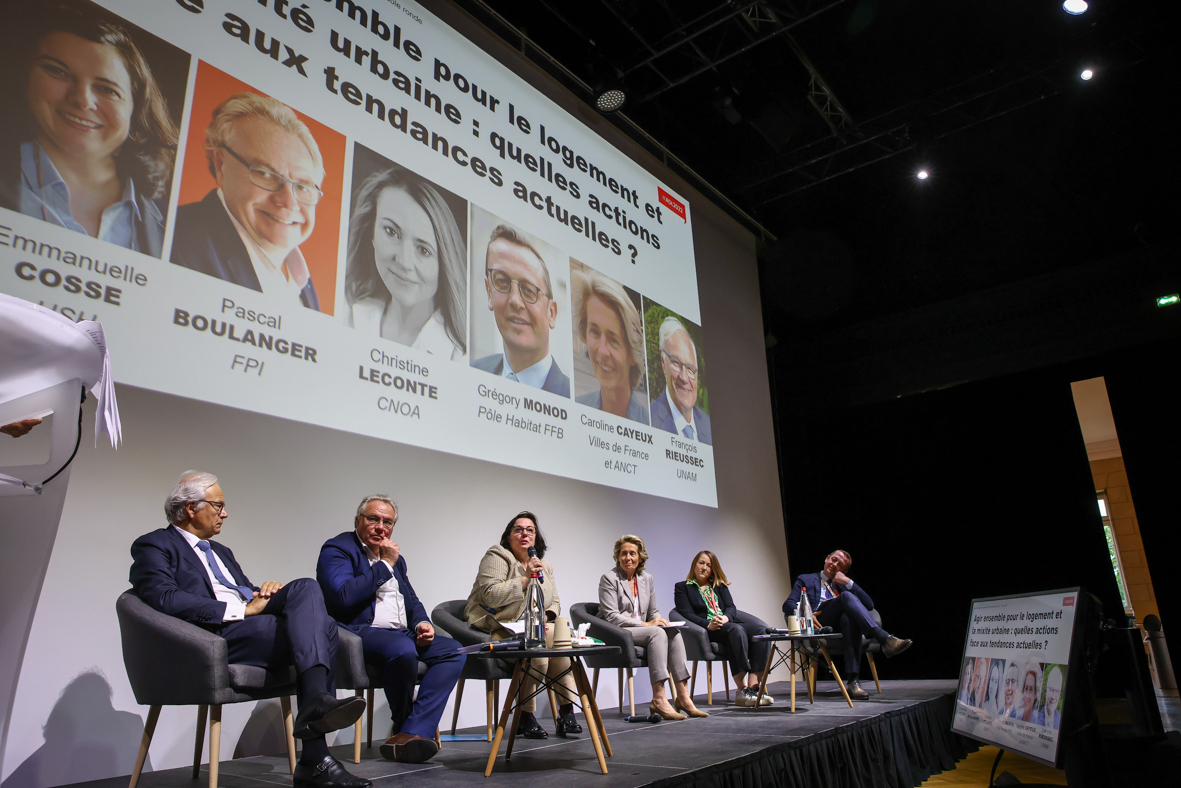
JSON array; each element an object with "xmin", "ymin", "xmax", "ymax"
[
  {"xmin": 952, "ymin": 589, "xmax": 1080, "ymax": 767},
  {"xmin": 0, "ymin": 0, "xmax": 717, "ymax": 506}
]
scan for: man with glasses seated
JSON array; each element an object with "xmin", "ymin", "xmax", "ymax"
[
  {"xmin": 471, "ymin": 224, "xmax": 570, "ymax": 396},
  {"xmin": 130, "ymin": 472, "xmax": 370, "ymax": 788},
  {"xmin": 650, "ymin": 316, "xmax": 712, "ymax": 445},
  {"xmin": 171, "ymin": 92, "xmax": 325, "ymax": 311},
  {"xmin": 316, "ymin": 496, "xmax": 464, "ymax": 764}
]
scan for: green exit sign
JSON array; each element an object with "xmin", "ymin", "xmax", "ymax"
[{"xmin": 1158, "ymin": 294, "xmax": 1180, "ymax": 307}]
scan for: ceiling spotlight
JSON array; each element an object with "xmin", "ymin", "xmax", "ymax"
[
  {"xmin": 594, "ymin": 87, "xmax": 627, "ymax": 113},
  {"xmin": 1063, "ymin": 0, "xmax": 1088, "ymax": 15},
  {"xmin": 1080, "ymin": 68, "xmax": 1094, "ymax": 81},
  {"xmin": 916, "ymin": 169, "xmax": 930, "ymax": 180}
]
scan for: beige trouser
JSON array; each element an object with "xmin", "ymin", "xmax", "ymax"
[
  {"xmin": 630, "ymin": 625, "xmax": 691, "ymax": 683},
  {"xmin": 519, "ymin": 623, "xmax": 580, "ymax": 712}
]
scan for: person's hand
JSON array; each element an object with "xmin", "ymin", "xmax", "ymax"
[
  {"xmin": 525, "ymin": 556, "xmax": 544, "ymax": 575},
  {"xmin": 415, "ymin": 622, "xmax": 435, "ymax": 645},
  {"xmin": 832, "ymin": 570, "xmax": 851, "ymax": 587},
  {"xmin": 716, "ymin": 614, "xmax": 730, "ymax": 626},
  {"xmin": 378, "ymin": 539, "xmax": 400, "ymax": 565},
  {"xmin": 707, "ymin": 617, "xmax": 723, "ymax": 631},
  {"xmin": 1, "ymin": 418, "xmax": 42, "ymax": 438},
  {"xmin": 255, "ymin": 581, "xmax": 283, "ymax": 598},
  {"xmin": 245, "ymin": 596, "xmax": 270, "ymax": 617},
  {"xmin": 811, "ymin": 611, "xmax": 822, "ymax": 631},
  {"xmin": 649, "ymin": 617, "xmax": 670, "ymax": 627}
]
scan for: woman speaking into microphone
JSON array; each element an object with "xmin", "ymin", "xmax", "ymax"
[{"xmin": 464, "ymin": 511, "xmax": 582, "ymax": 739}]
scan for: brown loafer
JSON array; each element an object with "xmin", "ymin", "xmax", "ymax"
[{"xmin": 379, "ymin": 733, "xmax": 439, "ymax": 764}]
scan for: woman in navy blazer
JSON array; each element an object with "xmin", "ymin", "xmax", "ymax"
[{"xmin": 673, "ymin": 550, "xmax": 771, "ymax": 707}]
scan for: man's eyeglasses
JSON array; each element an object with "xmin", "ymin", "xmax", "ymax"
[
  {"xmin": 662, "ymin": 349, "xmax": 698, "ymax": 380},
  {"xmin": 362, "ymin": 514, "xmax": 396, "ymax": 528},
  {"xmin": 201, "ymin": 500, "xmax": 226, "ymax": 514},
  {"xmin": 486, "ymin": 268, "xmax": 549, "ymax": 304},
  {"xmin": 510, "ymin": 526, "xmax": 536, "ymax": 536},
  {"xmin": 220, "ymin": 144, "xmax": 323, "ymax": 205}
]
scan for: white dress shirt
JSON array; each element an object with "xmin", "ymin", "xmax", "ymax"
[
  {"xmin": 172, "ymin": 525, "xmax": 247, "ymax": 622},
  {"xmin": 218, "ymin": 189, "xmax": 312, "ymax": 308},
  {"xmin": 361, "ymin": 538, "xmax": 409, "ymax": 630},
  {"xmin": 664, "ymin": 386, "xmax": 696, "ymax": 438},
  {"xmin": 501, "ymin": 353, "xmax": 553, "ymax": 388}
]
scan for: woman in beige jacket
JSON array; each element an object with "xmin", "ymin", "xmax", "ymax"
[
  {"xmin": 464, "ymin": 511, "xmax": 581, "ymax": 739},
  {"xmin": 598, "ymin": 535, "xmax": 706, "ymax": 719}
]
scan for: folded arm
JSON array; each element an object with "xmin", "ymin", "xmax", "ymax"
[{"xmin": 317, "ymin": 542, "xmax": 391, "ymax": 610}]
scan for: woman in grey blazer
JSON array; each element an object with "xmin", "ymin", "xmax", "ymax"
[{"xmin": 598, "ymin": 535, "xmax": 707, "ymax": 719}]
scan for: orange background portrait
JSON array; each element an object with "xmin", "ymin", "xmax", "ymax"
[{"xmin": 178, "ymin": 61, "xmax": 346, "ymax": 315}]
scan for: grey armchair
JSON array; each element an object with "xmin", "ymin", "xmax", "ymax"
[
  {"xmin": 669, "ymin": 609, "xmax": 770, "ymax": 705},
  {"xmin": 569, "ymin": 602, "xmax": 657, "ymax": 717},
  {"xmin": 332, "ymin": 627, "xmax": 439, "ymax": 762},
  {"xmin": 116, "ymin": 591, "xmax": 297, "ymax": 788},
  {"xmin": 430, "ymin": 600, "xmax": 517, "ymax": 740}
]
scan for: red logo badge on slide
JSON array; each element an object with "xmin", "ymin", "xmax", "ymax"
[
  {"xmin": 658, "ymin": 188, "xmax": 686, "ymax": 223},
  {"xmin": 1063, "ymin": 596, "xmax": 1075, "ymax": 606}
]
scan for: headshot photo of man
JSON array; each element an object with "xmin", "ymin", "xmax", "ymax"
[
  {"xmin": 645, "ymin": 305, "xmax": 712, "ymax": 445},
  {"xmin": 170, "ymin": 63, "xmax": 344, "ymax": 313},
  {"xmin": 469, "ymin": 210, "xmax": 571, "ymax": 396}
]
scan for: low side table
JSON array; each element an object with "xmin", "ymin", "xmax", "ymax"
[
  {"xmin": 751, "ymin": 632, "xmax": 852, "ymax": 711},
  {"xmin": 475, "ymin": 645, "xmax": 619, "ymax": 776}
]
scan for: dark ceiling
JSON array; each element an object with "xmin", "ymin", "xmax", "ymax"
[{"xmin": 452, "ymin": 0, "xmax": 1178, "ymax": 336}]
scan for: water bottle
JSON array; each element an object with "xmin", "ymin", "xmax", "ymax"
[
  {"xmin": 802, "ymin": 593, "xmax": 814, "ymax": 636},
  {"xmin": 523, "ymin": 560, "xmax": 547, "ymax": 649}
]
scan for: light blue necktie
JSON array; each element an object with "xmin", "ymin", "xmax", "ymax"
[
  {"xmin": 196, "ymin": 540, "xmax": 254, "ymax": 601},
  {"xmin": 682, "ymin": 425, "xmax": 695, "ymax": 440}
]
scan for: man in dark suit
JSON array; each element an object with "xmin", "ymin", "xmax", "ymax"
[
  {"xmin": 782, "ymin": 550, "xmax": 912, "ymax": 700},
  {"xmin": 471, "ymin": 224, "xmax": 570, "ymax": 396},
  {"xmin": 130, "ymin": 472, "xmax": 368, "ymax": 788},
  {"xmin": 317, "ymin": 496, "xmax": 464, "ymax": 764},
  {"xmin": 170, "ymin": 92, "xmax": 322, "ymax": 311},
  {"xmin": 649, "ymin": 316, "xmax": 712, "ymax": 445}
]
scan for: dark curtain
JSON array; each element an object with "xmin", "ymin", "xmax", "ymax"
[{"xmin": 780, "ymin": 363, "xmax": 1124, "ymax": 680}]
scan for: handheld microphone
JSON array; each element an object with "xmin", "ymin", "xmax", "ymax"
[
  {"xmin": 527, "ymin": 546, "xmax": 543, "ymax": 581},
  {"xmin": 624, "ymin": 714, "xmax": 662, "ymax": 723}
]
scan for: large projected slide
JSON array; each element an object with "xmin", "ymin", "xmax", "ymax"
[{"xmin": 0, "ymin": 0, "xmax": 717, "ymax": 505}]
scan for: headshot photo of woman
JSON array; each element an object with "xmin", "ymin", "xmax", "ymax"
[
  {"xmin": 0, "ymin": 0, "xmax": 185, "ymax": 257},
  {"xmin": 344, "ymin": 145, "xmax": 467, "ymax": 359},
  {"xmin": 958, "ymin": 658, "xmax": 974, "ymax": 704},
  {"xmin": 1019, "ymin": 661, "xmax": 1042, "ymax": 723},
  {"xmin": 982, "ymin": 658, "xmax": 1005, "ymax": 716},
  {"xmin": 571, "ymin": 261, "xmax": 649, "ymax": 424}
]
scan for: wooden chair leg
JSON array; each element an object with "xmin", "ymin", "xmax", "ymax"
[
  {"xmin": 351, "ymin": 691, "xmax": 362, "ymax": 764},
  {"xmin": 706, "ymin": 663, "xmax": 713, "ymax": 705},
  {"xmin": 128, "ymin": 705, "xmax": 160, "ymax": 788},
  {"xmin": 547, "ymin": 688, "xmax": 560, "ymax": 725},
  {"xmin": 617, "ymin": 668, "xmax": 623, "ymax": 713},
  {"xmin": 435, "ymin": 727, "xmax": 441, "ymax": 748},
  {"xmin": 208, "ymin": 705, "xmax": 222, "ymax": 788},
  {"xmin": 279, "ymin": 696, "xmax": 296, "ymax": 773},
  {"xmin": 592, "ymin": 667, "xmax": 600, "ymax": 698},
  {"xmin": 192, "ymin": 704, "xmax": 207, "ymax": 779},
  {"xmin": 723, "ymin": 667, "xmax": 730, "ymax": 701},
  {"xmin": 366, "ymin": 689, "xmax": 375, "ymax": 748},
  {"xmin": 450, "ymin": 677, "xmax": 466, "ymax": 736},
  {"xmin": 690, "ymin": 662, "xmax": 698, "ymax": 701},
  {"xmin": 626, "ymin": 668, "xmax": 635, "ymax": 718},
  {"xmin": 486, "ymin": 680, "xmax": 495, "ymax": 742},
  {"xmin": 867, "ymin": 652, "xmax": 882, "ymax": 694}
]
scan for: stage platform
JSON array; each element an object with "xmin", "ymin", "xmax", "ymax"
[{"xmin": 71, "ymin": 680, "xmax": 966, "ymax": 788}]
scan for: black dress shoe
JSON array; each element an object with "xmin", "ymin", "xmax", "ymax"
[
  {"xmin": 516, "ymin": 713, "xmax": 548, "ymax": 739},
  {"xmin": 380, "ymin": 733, "xmax": 439, "ymax": 763},
  {"xmin": 556, "ymin": 712, "xmax": 582, "ymax": 737},
  {"xmin": 882, "ymin": 635, "xmax": 913, "ymax": 658},
  {"xmin": 846, "ymin": 680, "xmax": 870, "ymax": 701},
  {"xmin": 293, "ymin": 694, "xmax": 366, "ymax": 739},
  {"xmin": 293, "ymin": 756, "xmax": 371, "ymax": 788}
]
